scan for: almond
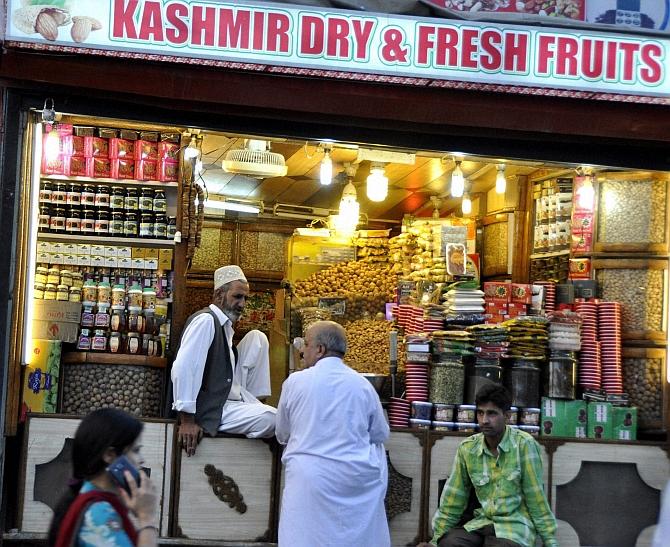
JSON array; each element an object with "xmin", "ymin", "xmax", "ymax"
[
  {"xmin": 44, "ymin": 8, "xmax": 69, "ymax": 26},
  {"xmin": 35, "ymin": 12, "xmax": 58, "ymax": 41},
  {"xmin": 71, "ymin": 16, "xmax": 92, "ymax": 43},
  {"xmin": 88, "ymin": 17, "xmax": 103, "ymax": 31}
]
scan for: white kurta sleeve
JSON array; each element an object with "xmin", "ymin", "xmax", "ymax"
[
  {"xmin": 275, "ymin": 377, "xmax": 294, "ymax": 445},
  {"xmin": 171, "ymin": 313, "xmax": 216, "ymax": 414},
  {"xmin": 236, "ymin": 330, "xmax": 271, "ymax": 398},
  {"xmin": 368, "ymin": 389, "xmax": 390, "ymax": 445}
]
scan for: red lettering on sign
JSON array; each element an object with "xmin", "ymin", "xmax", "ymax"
[
  {"xmin": 581, "ymin": 39, "xmax": 604, "ymax": 79},
  {"xmin": 218, "ymin": 8, "xmax": 250, "ymax": 49},
  {"xmin": 640, "ymin": 43, "xmax": 663, "ymax": 85},
  {"xmin": 300, "ymin": 15, "xmax": 324, "ymax": 55},
  {"xmin": 619, "ymin": 42, "xmax": 640, "ymax": 82},
  {"xmin": 480, "ymin": 30, "xmax": 502, "ymax": 71},
  {"xmin": 139, "ymin": 1, "xmax": 164, "ymax": 42},
  {"xmin": 112, "ymin": 0, "xmax": 138, "ymax": 40},
  {"xmin": 460, "ymin": 28, "xmax": 479, "ymax": 69},
  {"xmin": 605, "ymin": 41, "xmax": 618, "ymax": 80},
  {"xmin": 435, "ymin": 27, "xmax": 459, "ymax": 67},
  {"xmin": 416, "ymin": 25, "xmax": 434, "ymax": 65},
  {"xmin": 267, "ymin": 13, "xmax": 290, "ymax": 53},
  {"xmin": 192, "ymin": 5, "xmax": 216, "ymax": 46},
  {"xmin": 556, "ymin": 36, "xmax": 578, "ymax": 77},
  {"xmin": 166, "ymin": 3, "xmax": 188, "ymax": 45},
  {"xmin": 503, "ymin": 32, "xmax": 528, "ymax": 73},
  {"xmin": 327, "ymin": 18, "xmax": 349, "ymax": 58},
  {"xmin": 352, "ymin": 20, "xmax": 374, "ymax": 61},
  {"xmin": 536, "ymin": 35, "xmax": 556, "ymax": 75}
]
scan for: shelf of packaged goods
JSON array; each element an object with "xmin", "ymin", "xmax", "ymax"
[
  {"xmin": 42, "ymin": 175, "xmax": 178, "ymax": 188},
  {"xmin": 37, "ymin": 233, "xmax": 175, "ymax": 247},
  {"xmin": 62, "ymin": 352, "xmax": 167, "ymax": 368},
  {"xmin": 529, "ymin": 250, "xmax": 570, "ymax": 259}
]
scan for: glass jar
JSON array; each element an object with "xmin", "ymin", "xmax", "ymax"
[
  {"xmin": 97, "ymin": 281, "xmax": 111, "ymax": 305},
  {"xmin": 139, "ymin": 213, "xmax": 154, "ymax": 238},
  {"xmin": 69, "ymin": 286, "xmax": 82, "ymax": 303},
  {"xmin": 127, "ymin": 306, "xmax": 145, "ymax": 333},
  {"xmin": 127, "ymin": 332, "xmax": 141, "ymax": 355},
  {"xmin": 81, "ymin": 303, "xmax": 95, "ymax": 327},
  {"xmin": 81, "ymin": 184, "xmax": 96, "ymax": 207},
  {"xmin": 167, "ymin": 216, "xmax": 177, "ymax": 238},
  {"xmin": 38, "ymin": 205, "xmax": 51, "ymax": 232},
  {"xmin": 51, "ymin": 182, "xmax": 67, "ymax": 206},
  {"xmin": 47, "ymin": 268, "xmax": 61, "ymax": 285},
  {"xmin": 124, "ymin": 211, "xmax": 138, "ymax": 237},
  {"xmin": 66, "ymin": 183, "xmax": 82, "ymax": 206},
  {"xmin": 60, "ymin": 270, "xmax": 73, "ymax": 287},
  {"xmin": 110, "ymin": 211, "xmax": 124, "ymax": 236},
  {"xmin": 547, "ymin": 351, "xmax": 577, "ymax": 399},
  {"xmin": 95, "ymin": 303, "xmax": 111, "ymax": 328},
  {"xmin": 81, "ymin": 209, "xmax": 96, "ymax": 234},
  {"xmin": 143, "ymin": 309, "xmax": 157, "ymax": 335},
  {"xmin": 147, "ymin": 335, "xmax": 162, "ymax": 357},
  {"xmin": 77, "ymin": 328, "xmax": 92, "ymax": 351},
  {"xmin": 95, "ymin": 209, "xmax": 110, "ymax": 235},
  {"xmin": 110, "ymin": 306, "xmax": 127, "ymax": 332},
  {"xmin": 125, "ymin": 188, "xmax": 139, "ymax": 211},
  {"xmin": 34, "ymin": 282, "xmax": 45, "ymax": 299},
  {"xmin": 141, "ymin": 334, "xmax": 152, "ymax": 355},
  {"xmin": 39, "ymin": 181, "xmax": 52, "ymax": 204},
  {"xmin": 95, "ymin": 185, "xmax": 110, "ymax": 209},
  {"xmin": 430, "ymin": 362, "xmax": 465, "ymax": 405},
  {"xmin": 465, "ymin": 364, "xmax": 503, "ymax": 404},
  {"xmin": 505, "ymin": 362, "xmax": 541, "ymax": 409},
  {"xmin": 111, "ymin": 284, "xmax": 126, "ymax": 308},
  {"xmin": 82, "ymin": 280, "xmax": 97, "ymax": 304},
  {"xmin": 71, "ymin": 272, "xmax": 84, "ymax": 289},
  {"xmin": 66, "ymin": 206, "xmax": 81, "ymax": 234},
  {"xmin": 92, "ymin": 329, "xmax": 108, "ymax": 352},
  {"xmin": 128, "ymin": 285, "xmax": 143, "ymax": 308},
  {"xmin": 155, "ymin": 298, "xmax": 168, "ymax": 318},
  {"xmin": 139, "ymin": 187, "xmax": 154, "ymax": 212},
  {"xmin": 142, "ymin": 287, "xmax": 156, "ymax": 310},
  {"xmin": 109, "ymin": 332, "xmax": 124, "ymax": 353},
  {"xmin": 153, "ymin": 189, "xmax": 166, "ymax": 213},
  {"xmin": 153, "ymin": 214, "xmax": 167, "ymax": 239},
  {"xmin": 35, "ymin": 266, "xmax": 48, "ymax": 284},
  {"xmin": 44, "ymin": 284, "xmax": 57, "ymax": 300},
  {"xmin": 49, "ymin": 207, "xmax": 66, "ymax": 234},
  {"xmin": 110, "ymin": 186, "xmax": 125, "ymax": 210}
]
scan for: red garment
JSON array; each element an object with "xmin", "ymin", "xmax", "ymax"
[{"xmin": 55, "ymin": 491, "xmax": 138, "ymax": 547}]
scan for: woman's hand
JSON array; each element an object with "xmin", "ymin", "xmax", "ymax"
[{"xmin": 118, "ymin": 469, "xmax": 158, "ymax": 527}]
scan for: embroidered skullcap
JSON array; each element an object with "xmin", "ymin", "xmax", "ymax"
[{"xmin": 214, "ymin": 265, "xmax": 247, "ymax": 290}]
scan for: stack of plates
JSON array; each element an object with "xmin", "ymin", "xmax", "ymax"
[
  {"xmin": 408, "ymin": 316, "xmax": 425, "ymax": 335},
  {"xmin": 536, "ymin": 282, "xmax": 556, "ymax": 313},
  {"xmin": 575, "ymin": 301, "xmax": 598, "ymax": 341},
  {"xmin": 397, "ymin": 304, "xmax": 413, "ymax": 329},
  {"xmin": 599, "ymin": 302, "xmax": 623, "ymax": 394},
  {"xmin": 405, "ymin": 363, "xmax": 430, "ymax": 402},
  {"xmin": 388, "ymin": 397, "xmax": 411, "ymax": 428},
  {"xmin": 579, "ymin": 338, "xmax": 601, "ymax": 390},
  {"xmin": 443, "ymin": 289, "xmax": 486, "ymax": 313}
]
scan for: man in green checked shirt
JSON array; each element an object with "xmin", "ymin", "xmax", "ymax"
[{"xmin": 418, "ymin": 384, "xmax": 558, "ymax": 547}]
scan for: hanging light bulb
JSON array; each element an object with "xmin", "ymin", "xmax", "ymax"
[
  {"xmin": 366, "ymin": 162, "xmax": 388, "ymax": 202},
  {"xmin": 462, "ymin": 194, "xmax": 472, "ymax": 215},
  {"xmin": 336, "ymin": 181, "xmax": 360, "ymax": 235},
  {"xmin": 577, "ymin": 175, "xmax": 595, "ymax": 211},
  {"xmin": 496, "ymin": 164, "xmax": 507, "ymax": 194},
  {"xmin": 184, "ymin": 135, "xmax": 199, "ymax": 160},
  {"xmin": 451, "ymin": 160, "xmax": 465, "ymax": 198},
  {"xmin": 320, "ymin": 148, "xmax": 333, "ymax": 186},
  {"xmin": 43, "ymin": 125, "xmax": 60, "ymax": 163}
]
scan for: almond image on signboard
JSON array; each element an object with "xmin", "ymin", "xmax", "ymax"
[
  {"xmin": 71, "ymin": 16, "xmax": 102, "ymax": 43},
  {"xmin": 13, "ymin": 5, "xmax": 71, "ymax": 40}
]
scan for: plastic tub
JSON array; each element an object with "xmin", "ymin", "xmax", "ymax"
[
  {"xmin": 410, "ymin": 401, "xmax": 433, "ymax": 421},
  {"xmin": 465, "ymin": 364, "xmax": 503, "ymax": 403},
  {"xmin": 506, "ymin": 363, "xmax": 541, "ymax": 409},
  {"xmin": 454, "ymin": 422, "xmax": 478, "ymax": 433},
  {"xmin": 456, "ymin": 404, "xmax": 477, "ymax": 423},
  {"xmin": 409, "ymin": 418, "xmax": 431, "ymax": 430},
  {"xmin": 518, "ymin": 425, "xmax": 540, "ymax": 437},
  {"xmin": 506, "ymin": 406, "xmax": 519, "ymax": 425},
  {"xmin": 433, "ymin": 403, "xmax": 455, "ymax": 422},
  {"xmin": 432, "ymin": 421, "xmax": 455, "ymax": 432},
  {"xmin": 518, "ymin": 407, "xmax": 541, "ymax": 426}
]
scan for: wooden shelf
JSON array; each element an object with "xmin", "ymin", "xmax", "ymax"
[
  {"xmin": 38, "ymin": 233, "xmax": 175, "ymax": 247},
  {"xmin": 62, "ymin": 352, "xmax": 167, "ymax": 368},
  {"xmin": 42, "ymin": 174, "xmax": 178, "ymax": 188},
  {"xmin": 529, "ymin": 250, "xmax": 570, "ymax": 259}
]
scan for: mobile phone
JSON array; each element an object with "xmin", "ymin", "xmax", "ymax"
[{"xmin": 107, "ymin": 455, "xmax": 144, "ymax": 495}]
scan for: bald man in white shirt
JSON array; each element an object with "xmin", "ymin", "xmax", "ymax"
[{"xmin": 171, "ymin": 265, "xmax": 276, "ymax": 456}]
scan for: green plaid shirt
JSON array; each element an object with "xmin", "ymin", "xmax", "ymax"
[{"xmin": 431, "ymin": 426, "xmax": 558, "ymax": 547}]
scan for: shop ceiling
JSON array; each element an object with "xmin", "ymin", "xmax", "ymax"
[{"xmin": 198, "ymin": 132, "xmax": 574, "ymax": 220}]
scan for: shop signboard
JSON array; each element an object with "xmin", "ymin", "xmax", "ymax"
[{"xmin": 4, "ymin": 0, "xmax": 670, "ymax": 98}]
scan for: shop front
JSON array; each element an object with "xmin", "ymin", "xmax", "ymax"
[{"xmin": 1, "ymin": 1, "xmax": 669, "ymax": 546}]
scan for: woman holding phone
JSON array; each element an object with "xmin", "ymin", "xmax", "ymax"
[{"xmin": 48, "ymin": 408, "xmax": 159, "ymax": 547}]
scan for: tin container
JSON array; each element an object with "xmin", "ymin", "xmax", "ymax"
[{"xmin": 519, "ymin": 407, "xmax": 541, "ymax": 426}]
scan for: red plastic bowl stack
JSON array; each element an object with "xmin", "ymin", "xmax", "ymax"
[
  {"xmin": 388, "ymin": 397, "xmax": 411, "ymax": 428},
  {"xmin": 404, "ymin": 363, "xmax": 430, "ymax": 402},
  {"xmin": 598, "ymin": 301, "xmax": 623, "ymax": 394},
  {"xmin": 575, "ymin": 300, "xmax": 601, "ymax": 390},
  {"xmin": 536, "ymin": 282, "xmax": 556, "ymax": 313},
  {"xmin": 397, "ymin": 304, "xmax": 412, "ymax": 329}
]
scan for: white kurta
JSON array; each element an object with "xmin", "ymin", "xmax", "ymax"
[
  {"xmin": 276, "ymin": 357, "xmax": 390, "ymax": 547},
  {"xmin": 171, "ymin": 304, "xmax": 276, "ymax": 438}
]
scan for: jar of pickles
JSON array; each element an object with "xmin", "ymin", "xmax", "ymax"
[
  {"xmin": 139, "ymin": 187, "xmax": 154, "ymax": 212},
  {"xmin": 69, "ymin": 286, "xmax": 82, "ymax": 303},
  {"xmin": 44, "ymin": 284, "xmax": 57, "ymax": 300},
  {"xmin": 47, "ymin": 268, "xmax": 61, "ymax": 285},
  {"xmin": 81, "ymin": 184, "xmax": 96, "ymax": 207},
  {"xmin": 35, "ymin": 266, "xmax": 48, "ymax": 284},
  {"xmin": 60, "ymin": 270, "xmax": 73, "ymax": 287},
  {"xmin": 34, "ymin": 282, "xmax": 45, "ymax": 299}
]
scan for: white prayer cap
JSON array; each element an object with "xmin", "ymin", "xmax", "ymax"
[{"xmin": 214, "ymin": 265, "xmax": 247, "ymax": 290}]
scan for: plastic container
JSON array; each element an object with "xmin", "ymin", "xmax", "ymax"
[
  {"xmin": 128, "ymin": 285, "xmax": 143, "ymax": 308},
  {"xmin": 454, "ymin": 422, "xmax": 478, "ymax": 433},
  {"xmin": 142, "ymin": 287, "xmax": 156, "ymax": 310},
  {"xmin": 111, "ymin": 284, "xmax": 126, "ymax": 308},
  {"xmin": 410, "ymin": 401, "xmax": 433, "ymax": 421},
  {"xmin": 82, "ymin": 281, "xmax": 97, "ymax": 304},
  {"xmin": 518, "ymin": 407, "xmax": 541, "ymax": 426},
  {"xmin": 465, "ymin": 364, "xmax": 503, "ymax": 403},
  {"xmin": 430, "ymin": 362, "xmax": 464, "ymax": 404},
  {"xmin": 547, "ymin": 352, "xmax": 577, "ymax": 399},
  {"xmin": 456, "ymin": 404, "xmax": 477, "ymax": 423},
  {"xmin": 432, "ymin": 421, "xmax": 455, "ymax": 432},
  {"xmin": 433, "ymin": 403, "xmax": 455, "ymax": 422},
  {"xmin": 97, "ymin": 281, "xmax": 111, "ymax": 306},
  {"xmin": 506, "ymin": 362, "xmax": 541, "ymax": 409},
  {"xmin": 506, "ymin": 406, "xmax": 519, "ymax": 425},
  {"xmin": 409, "ymin": 418, "xmax": 431, "ymax": 430},
  {"xmin": 518, "ymin": 425, "xmax": 540, "ymax": 437}
]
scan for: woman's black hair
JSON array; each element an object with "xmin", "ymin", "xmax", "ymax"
[{"xmin": 47, "ymin": 409, "xmax": 143, "ymax": 546}]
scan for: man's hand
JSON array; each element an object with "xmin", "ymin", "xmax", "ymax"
[{"xmin": 178, "ymin": 413, "xmax": 203, "ymax": 457}]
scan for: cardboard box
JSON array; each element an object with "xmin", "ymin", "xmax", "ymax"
[
  {"xmin": 118, "ymin": 247, "xmax": 132, "ymax": 258},
  {"xmin": 118, "ymin": 257, "xmax": 133, "ymax": 269},
  {"xmin": 573, "ymin": 280, "xmax": 598, "ymax": 299},
  {"xmin": 483, "ymin": 282, "xmax": 511, "ymax": 303},
  {"xmin": 90, "ymin": 256, "xmax": 105, "ymax": 268},
  {"xmin": 78, "ymin": 244, "xmax": 91, "ymax": 256},
  {"xmin": 90, "ymin": 244, "xmax": 105, "ymax": 257},
  {"xmin": 37, "ymin": 241, "xmax": 51, "ymax": 254},
  {"xmin": 132, "ymin": 247, "xmax": 146, "ymax": 259},
  {"xmin": 145, "ymin": 248, "xmax": 159, "ymax": 259},
  {"xmin": 62, "ymin": 243, "xmax": 78, "ymax": 255},
  {"xmin": 37, "ymin": 252, "xmax": 51, "ymax": 264},
  {"xmin": 612, "ymin": 407, "xmax": 637, "ymax": 441},
  {"xmin": 77, "ymin": 255, "xmax": 91, "ymax": 266},
  {"xmin": 158, "ymin": 249, "xmax": 173, "ymax": 270},
  {"xmin": 541, "ymin": 398, "xmax": 587, "ymax": 438},
  {"xmin": 63, "ymin": 254, "xmax": 78, "ymax": 266},
  {"xmin": 105, "ymin": 257, "xmax": 118, "ymax": 268},
  {"xmin": 132, "ymin": 258, "xmax": 145, "ymax": 269},
  {"xmin": 21, "ymin": 339, "xmax": 61, "ymax": 421},
  {"xmin": 32, "ymin": 301, "xmax": 82, "ymax": 343},
  {"xmin": 145, "ymin": 258, "xmax": 158, "ymax": 270},
  {"xmin": 104, "ymin": 246, "xmax": 118, "ymax": 257},
  {"xmin": 511, "ymin": 283, "xmax": 532, "ymax": 304},
  {"xmin": 50, "ymin": 254, "xmax": 64, "ymax": 265},
  {"xmin": 588, "ymin": 402, "xmax": 613, "ymax": 440}
]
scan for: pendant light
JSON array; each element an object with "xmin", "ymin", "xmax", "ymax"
[
  {"xmin": 450, "ymin": 160, "xmax": 465, "ymax": 198},
  {"xmin": 366, "ymin": 162, "xmax": 388, "ymax": 202},
  {"xmin": 496, "ymin": 164, "xmax": 507, "ymax": 194},
  {"xmin": 336, "ymin": 181, "xmax": 360, "ymax": 234},
  {"xmin": 461, "ymin": 194, "xmax": 472, "ymax": 215},
  {"xmin": 320, "ymin": 147, "xmax": 333, "ymax": 186},
  {"xmin": 184, "ymin": 135, "xmax": 199, "ymax": 160}
]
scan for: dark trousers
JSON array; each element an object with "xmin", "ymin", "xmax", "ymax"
[{"xmin": 438, "ymin": 525, "xmax": 523, "ymax": 547}]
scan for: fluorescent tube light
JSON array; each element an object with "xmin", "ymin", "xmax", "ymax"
[{"xmin": 204, "ymin": 199, "xmax": 260, "ymax": 214}]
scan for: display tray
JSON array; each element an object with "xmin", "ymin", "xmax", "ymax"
[
  {"xmin": 62, "ymin": 351, "xmax": 167, "ymax": 368},
  {"xmin": 42, "ymin": 174, "xmax": 178, "ymax": 188},
  {"xmin": 38, "ymin": 233, "xmax": 175, "ymax": 247}
]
